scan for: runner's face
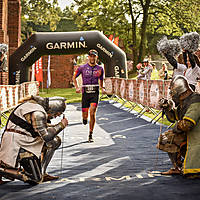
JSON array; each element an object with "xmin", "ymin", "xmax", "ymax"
[{"xmin": 88, "ymin": 54, "xmax": 98, "ymax": 65}]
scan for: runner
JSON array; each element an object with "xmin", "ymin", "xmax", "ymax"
[{"xmin": 73, "ymin": 49, "xmax": 105, "ymax": 142}]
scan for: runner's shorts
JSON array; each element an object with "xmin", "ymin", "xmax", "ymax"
[{"xmin": 82, "ymin": 91, "xmax": 99, "ymax": 108}]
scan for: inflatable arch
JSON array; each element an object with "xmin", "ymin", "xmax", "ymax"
[{"xmin": 9, "ymin": 31, "xmax": 127, "ymax": 85}]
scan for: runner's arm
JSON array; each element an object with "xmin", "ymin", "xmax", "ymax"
[
  {"xmin": 99, "ymin": 68, "xmax": 105, "ymax": 92},
  {"xmin": 72, "ymin": 68, "xmax": 81, "ymax": 91}
]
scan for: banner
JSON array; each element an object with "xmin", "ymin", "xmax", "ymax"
[
  {"xmin": 108, "ymin": 35, "xmax": 114, "ymax": 42},
  {"xmin": 31, "ymin": 63, "xmax": 35, "ymax": 81},
  {"xmin": 113, "ymin": 37, "xmax": 119, "ymax": 46},
  {"xmin": 47, "ymin": 55, "xmax": 51, "ymax": 88},
  {"xmin": 35, "ymin": 57, "xmax": 43, "ymax": 85}
]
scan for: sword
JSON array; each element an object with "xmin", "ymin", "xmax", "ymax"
[
  {"xmin": 60, "ymin": 114, "xmax": 65, "ymax": 174},
  {"xmin": 154, "ymin": 108, "xmax": 165, "ymax": 172}
]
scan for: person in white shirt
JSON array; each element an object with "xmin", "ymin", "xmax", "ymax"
[
  {"xmin": 164, "ymin": 51, "xmax": 200, "ymax": 91},
  {"xmin": 137, "ymin": 59, "xmax": 152, "ymax": 80}
]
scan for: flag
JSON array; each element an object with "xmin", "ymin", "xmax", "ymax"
[
  {"xmin": 47, "ymin": 55, "xmax": 51, "ymax": 88},
  {"xmin": 35, "ymin": 57, "xmax": 43, "ymax": 85},
  {"xmin": 31, "ymin": 63, "xmax": 35, "ymax": 81},
  {"xmin": 113, "ymin": 37, "xmax": 119, "ymax": 46},
  {"xmin": 108, "ymin": 35, "xmax": 114, "ymax": 42}
]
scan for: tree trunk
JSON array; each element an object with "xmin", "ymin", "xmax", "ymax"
[
  {"xmin": 131, "ymin": 20, "xmax": 137, "ymax": 72},
  {"xmin": 128, "ymin": 0, "xmax": 138, "ymax": 73},
  {"xmin": 138, "ymin": 0, "xmax": 151, "ymax": 63}
]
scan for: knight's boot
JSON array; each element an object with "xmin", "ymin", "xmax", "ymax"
[
  {"xmin": 161, "ymin": 153, "xmax": 182, "ymax": 175},
  {"xmin": 43, "ymin": 173, "xmax": 59, "ymax": 182},
  {"xmin": 0, "ymin": 167, "xmax": 29, "ymax": 183}
]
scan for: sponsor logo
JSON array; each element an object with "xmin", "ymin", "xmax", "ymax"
[
  {"xmin": 97, "ymin": 43, "xmax": 113, "ymax": 58},
  {"xmin": 80, "ymin": 36, "xmax": 85, "ymax": 41},
  {"xmin": 46, "ymin": 41, "xmax": 87, "ymax": 50},
  {"xmin": 15, "ymin": 70, "xmax": 21, "ymax": 84},
  {"xmin": 21, "ymin": 46, "xmax": 37, "ymax": 62},
  {"xmin": 114, "ymin": 66, "xmax": 120, "ymax": 78}
]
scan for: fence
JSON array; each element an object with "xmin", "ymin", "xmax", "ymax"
[
  {"xmin": 1, "ymin": 78, "xmax": 199, "ymax": 127},
  {"xmin": 0, "ymin": 81, "xmax": 39, "ymax": 127},
  {"xmin": 104, "ymin": 78, "xmax": 200, "ymax": 123}
]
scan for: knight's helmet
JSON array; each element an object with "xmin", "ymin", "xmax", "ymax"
[
  {"xmin": 32, "ymin": 96, "xmax": 66, "ymax": 115},
  {"xmin": 169, "ymin": 75, "xmax": 192, "ymax": 98}
]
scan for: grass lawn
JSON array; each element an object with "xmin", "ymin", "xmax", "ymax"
[{"xmin": 39, "ymin": 88, "xmax": 82, "ymax": 104}]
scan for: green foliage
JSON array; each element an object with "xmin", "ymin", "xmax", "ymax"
[
  {"xmin": 21, "ymin": 0, "xmax": 61, "ymax": 39},
  {"xmin": 72, "ymin": 0, "xmax": 130, "ymax": 44},
  {"xmin": 148, "ymin": 0, "xmax": 200, "ymax": 36},
  {"xmin": 70, "ymin": 0, "xmax": 200, "ymax": 70},
  {"xmin": 20, "ymin": 0, "xmax": 200, "ymax": 67},
  {"xmin": 146, "ymin": 0, "xmax": 200, "ymax": 56},
  {"xmin": 21, "ymin": 0, "xmax": 78, "ymax": 40},
  {"xmin": 55, "ymin": 7, "xmax": 78, "ymax": 32}
]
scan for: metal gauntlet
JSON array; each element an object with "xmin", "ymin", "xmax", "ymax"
[
  {"xmin": 176, "ymin": 119, "xmax": 195, "ymax": 132},
  {"xmin": 31, "ymin": 111, "xmax": 65, "ymax": 143}
]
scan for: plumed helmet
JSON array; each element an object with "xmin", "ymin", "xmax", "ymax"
[
  {"xmin": 32, "ymin": 96, "xmax": 66, "ymax": 115},
  {"xmin": 170, "ymin": 75, "xmax": 192, "ymax": 98},
  {"xmin": 180, "ymin": 32, "xmax": 200, "ymax": 53},
  {"xmin": 157, "ymin": 36, "xmax": 181, "ymax": 57}
]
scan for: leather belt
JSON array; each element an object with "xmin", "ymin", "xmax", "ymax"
[{"xmin": 6, "ymin": 129, "xmax": 28, "ymax": 136}]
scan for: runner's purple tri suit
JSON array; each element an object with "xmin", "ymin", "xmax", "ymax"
[{"xmin": 74, "ymin": 63, "xmax": 104, "ymax": 108}]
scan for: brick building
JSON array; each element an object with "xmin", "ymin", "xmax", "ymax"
[
  {"xmin": 41, "ymin": 54, "xmax": 76, "ymax": 88},
  {"xmin": 0, "ymin": 0, "xmax": 76, "ymax": 88}
]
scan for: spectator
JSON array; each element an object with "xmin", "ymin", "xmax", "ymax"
[
  {"xmin": 164, "ymin": 51, "xmax": 200, "ymax": 91},
  {"xmin": 0, "ymin": 44, "xmax": 8, "ymax": 72},
  {"xmin": 137, "ymin": 59, "xmax": 152, "ymax": 80},
  {"xmin": 151, "ymin": 63, "xmax": 159, "ymax": 80},
  {"xmin": 143, "ymin": 59, "xmax": 153, "ymax": 80},
  {"xmin": 137, "ymin": 65, "xmax": 146, "ymax": 80},
  {"xmin": 159, "ymin": 63, "xmax": 168, "ymax": 80}
]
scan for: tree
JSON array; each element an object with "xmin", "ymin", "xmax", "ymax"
[
  {"xmin": 55, "ymin": 7, "xmax": 78, "ymax": 32},
  {"xmin": 148, "ymin": 0, "xmax": 200, "ymax": 36},
  {"xmin": 71, "ymin": 0, "xmax": 200, "ymax": 73},
  {"xmin": 21, "ymin": 0, "xmax": 61, "ymax": 40},
  {"xmin": 71, "ymin": 0, "xmax": 169, "ymax": 72},
  {"xmin": 146, "ymin": 0, "xmax": 200, "ymax": 56}
]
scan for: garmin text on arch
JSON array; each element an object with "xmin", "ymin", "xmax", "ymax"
[
  {"xmin": 21, "ymin": 47, "xmax": 37, "ymax": 62},
  {"xmin": 96, "ymin": 43, "xmax": 113, "ymax": 58},
  {"xmin": 46, "ymin": 41, "xmax": 87, "ymax": 50}
]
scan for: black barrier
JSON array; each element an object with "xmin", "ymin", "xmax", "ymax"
[{"xmin": 9, "ymin": 31, "xmax": 127, "ymax": 85}]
